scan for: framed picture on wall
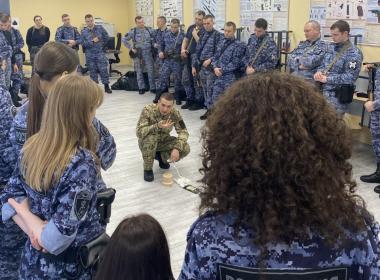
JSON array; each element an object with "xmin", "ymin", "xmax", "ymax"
[{"xmin": 136, "ymin": 0, "xmax": 154, "ymax": 27}]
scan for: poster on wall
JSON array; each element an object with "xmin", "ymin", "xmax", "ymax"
[
  {"xmin": 310, "ymin": 0, "xmax": 380, "ymax": 45},
  {"xmin": 136, "ymin": 0, "xmax": 154, "ymax": 27},
  {"xmin": 326, "ymin": 0, "xmax": 367, "ymax": 20},
  {"xmin": 193, "ymin": 0, "xmax": 226, "ymax": 30},
  {"xmin": 160, "ymin": 0, "xmax": 184, "ymax": 23},
  {"xmin": 367, "ymin": 0, "xmax": 380, "ymax": 23},
  {"xmin": 240, "ymin": 0, "xmax": 289, "ymax": 31}
]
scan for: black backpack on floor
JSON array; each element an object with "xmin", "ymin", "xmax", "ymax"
[{"xmin": 111, "ymin": 71, "xmax": 150, "ymax": 91}]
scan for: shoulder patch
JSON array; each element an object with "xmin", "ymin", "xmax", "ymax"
[
  {"xmin": 14, "ymin": 126, "xmax": 27, "ymax": 145},
  {"xmin": 74, "ymin": 190, "xmax": 91, "ymax": 220},
  {"xmin": 349, "ymin": 61, "xmax": 357, "ymax": 70}
]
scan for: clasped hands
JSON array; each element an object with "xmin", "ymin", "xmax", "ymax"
[{"xmin": 8, "ymin": 198, "xmax": 47, "ymax": 252}]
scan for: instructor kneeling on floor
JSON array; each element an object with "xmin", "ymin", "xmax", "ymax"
[{"xmin": 136, "ymin": 92, "xmax": 190, "ymax": 182}]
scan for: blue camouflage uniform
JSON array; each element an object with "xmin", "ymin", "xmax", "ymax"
[
  {"xmin": 317, "ymin": 41, "xmax": 363, "ymax": 114},
  {"xmin": 182, "ymin": 24, "xmax": 204, "ymax": 105},
  {"xmin": 123, "ymin": 27, "xmax": 156, "ymax": 91},
  {"xmin": 81, "ymin": 25, "xmax": 110, "ymax": 85},
  {"xmin": 2, "ymin": 101, "xmax": 115, "ymax": 278},
  {"xmin": 153, "ymin": 27, "xmax": 167, "ymax": 89},
  {"xmin": 9, "ymin": 101, "xmax": 116, "ymax": 170},
  {"xmin": 0, "ymin": 31, "xmax": 13, "ymax": 89},
  {"xmin": 193, "ymin": 29, "xmax": 223, "ymax": 109},
  {"xmin": 1, "ymin": 148, "xmax": 105, "ymax": 279},
  {"xmin": 9, "ymin": 28, "xmax": 25, "ymax": 97},
  {"xmin": 158, "ymin": 30, "xmax": 185, "ymax": 99},
  {"xmin": 287, "ymin": 38, "xmax": 328, "ymax": 82},
  {"xmin": 0, "ymin": 86, "xmax": 24, "ymax": 280},
  {"xmin": 179, "ymin": 211, "xmax": 380, "ymax": 279},
  {"xmin": 370, "ymin": 68, "xmax": 380, "ymax": 165},
  {"xmin": 211, "ymin": 38, "xmax": 246, "ymax": 105},
  {"xmin": 244, "ymin": 33, "xmax": 278, "ymax": 73},
  {"xmin": 55, "ymin": 25, "xmax": 81, "ymax": 50}
]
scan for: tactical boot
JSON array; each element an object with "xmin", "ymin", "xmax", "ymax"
[
  {"xmin": 153, "ymin": 91, "xmax": 162, "ymax": 103},
  {"xmin": 360, "ymin": 163, "xmax": 380, "ymax": 183},
  {"xmin": 144, "ymin": 170, "xmax": 154, "ymax": 182},
  {"xmin": 104, "ymin": 84, "xmax": 112, "ymax": 94},
  {"xmin": 155, "ymin": 152, "xmax": 170, "ymax": 169},
  {"xmin": 139, "ymin": 89, "xmax": 146, "ymax": 95},
  {"xmin": 176, "ymin": 99, "xmax": 182, "ymax": 105},
  {"xmin": 374, "ymin": 185, "xmax": 380, "ymax": 194},
  {"xmin": 200, "ymin": 110, "xmax": 209, "ymax": 120},
  {"xmin": 188, "ymin": 102, "xmax": 204, "ymax": 111},
  {"xmin": 181, "ymin": 101, "xmax": 193, "ymax": 109}
]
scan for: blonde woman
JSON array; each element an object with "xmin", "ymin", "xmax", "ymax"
[{"xmin": 1, "ymin": 75, "xmax": 106, "ymax": 279}]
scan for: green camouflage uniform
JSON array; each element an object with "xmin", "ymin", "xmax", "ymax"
[{"xmin": 136, "ymin": 104, "xmax": 190, "ymax": 170}]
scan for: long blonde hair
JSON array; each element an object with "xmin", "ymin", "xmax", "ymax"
[{"xmin": 21, "ymin": 75, "xmax": 104, "ymax": 192}]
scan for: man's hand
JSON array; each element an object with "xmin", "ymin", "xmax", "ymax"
[
  {"xmin": 92, "ymin": 37, "xmax": 99, "ymax": 43},
  {"xmin": 299, "ymin": 64, "xmax": 307, "ymax": 70},
  {"xmin": 13, "ymin": 64, "xmax": 18, "ymax": 73},
  {"xmin": 170, "ymin": 148, "xmax": 180, "ymax": 162},
  {"xmin": 67, "ymin": 39, "xmax": 76, "ymax": 46},
  {"xmin": 158, "ymin": 119, "xmax": 174, "ymax": 129},
  {"xmin": 246, "ymin": 66, "xmax": 255, "ymax": 75},
  {"xmin": 364, "ymin": 64, "xmax": 374, "ymax": 72},
  {"xmin": 202, "ymin": 59, "xmax": 211, "ymax": 68},
  {"xmin": 214, "ymin": 67, "xmax": 222, "ymax": 77},
  {"xmin": 314, "ymin": 71, "xmax": 324, "ymax": 81},
  {"xmin": 1, "ymin": 61, "xmax": 6, "ymax": 71},
  {"xmin": 159, "ymin": 52, "xmax": 165, "ymax": 59},
  {"xmin": 192, "ymin": 67, "xmax": 197, "ymax": 77},
  {"xmin": 181, "ymin": 49, "xmax": 188, "ymax": 58},
  {"xmin": 365, "ymin": 101, "xmax": 375, "ymax": 112}
]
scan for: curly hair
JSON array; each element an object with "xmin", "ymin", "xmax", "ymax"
[{"xmin": 200, "ymin": 72, "xmax": 370, "ymax": 247}]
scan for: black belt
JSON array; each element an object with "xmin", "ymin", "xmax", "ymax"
[{"xmin": 37, "ymin": 246, "xmax": 79, "ymax": 263}]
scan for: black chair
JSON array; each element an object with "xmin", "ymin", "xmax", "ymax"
[{"xmin": 108, "ymin": 32, "xmax": 122, "ymax": 77}]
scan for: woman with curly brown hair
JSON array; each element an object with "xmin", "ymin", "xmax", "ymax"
[{"xmin": 178, "ymin": 72, "xmax": 380, "ymax": 280}]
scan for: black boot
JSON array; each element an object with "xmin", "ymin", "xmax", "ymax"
[
  {"xmin": 104, "ymin": 84, "xmax": 112, "ymax": 94},
  {"xmin": 155, "ymin": 152, "xmax": 170, "ymax": 169},
  {"xmin": 374, "ymin": 185, "xmax": 380, "ymax": 194},
  {"xmin": 153, "ymin": 91, "xmax": 162, "ymax": 103},
  {"xmin": 10, "ymin": 91, "xmax": 22, "ymax": 107},
  {"xmin": 176, "ymin": 99, "xmax": 182, "ymax": 105},
  {"xmin": 139, "ymin": 89, "xmax": 146, "ymax": 95},
  {"xmin": 360, "ymin": 163, "xmax": 380, "ymax": 183},
  {"xmin": 144, "ymin": 170, "xmax": 154, "ymax": 182},
  {"xmin": 200, "ymin": 110, "xmax": 209, "ymax": 120},
  {"xmin": 189, "ymin": 102, "xmax": 204, "ymax": 111},
  {"xmin": 181, "ymin": 101, "xmax": 193, "ymax": 109}
]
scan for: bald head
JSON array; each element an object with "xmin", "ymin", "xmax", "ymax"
[{"xmin": 304, "ymin": 20, "xmax": 321, "ymax": 42}]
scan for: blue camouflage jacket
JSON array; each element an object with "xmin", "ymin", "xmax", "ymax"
[
  {"xmin": 0, "ymin": 87, "xmax": 17, "ymax": 184},
  {"xmin": 159, "ymin": 30, "xmax": 185, "ymax": 55},
  {"xmin": 55, "ymin": 25, "xmax": 81, "ymax": 48},
  {"xmin": 122, "ymin": 27, "xmax": 154, "ymax": 51},
  {"xmin": 81, "ymin": 25, "xmax": 109, "ymax": 53},
  {"xmin": 287, "ymin": 38, "xmax": 328, "ymax": 81},
  {"xmin": 211, "ymin": 37, "xmax": 246, "ymax": 75},
  {"xmin": 193, "ymin": 29, "xmax": 223, "ymax": 68},
  {"xmin": 374, "ymin": 68, "xmax": 380, "ymax": 110},
  {"xmin": 317, "ymin": 41, "xmax": 363, "ymax": 92},
  {"xmin": 244, "ymin": 33, "xmax": 278, "ymax": 72},
  {"xmin": 179, "ymin": 211, "xmax": 380, "ymax": 280}
]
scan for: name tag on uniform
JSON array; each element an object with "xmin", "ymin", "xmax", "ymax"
[
  {"xmin": 218, "ymin": 264, "xmax": 348, "ymax": 280},
  {"xmin": 15, "ymin": 126, "xmax": 27, "ymax": 145}
]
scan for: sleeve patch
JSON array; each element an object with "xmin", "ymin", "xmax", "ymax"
[
  {"xmin": 349, "ymin": 61, "xmax": 357, "ymax": 70},
  {"xmin": 73, "ymin": 190, "xmax": 91, "ymax": 220}
]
